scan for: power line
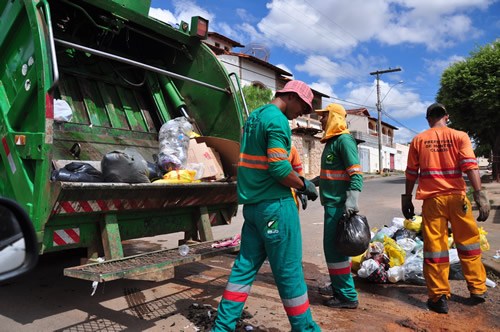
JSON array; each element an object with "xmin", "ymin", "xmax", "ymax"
[
  {"xmin": 255, "ymin": 18, "xmax": 367, "ymax": 82},
  {"xmin": 302, "ymin": 0, "xmax": 361, "ymax": 44},
  {"xmin": 381, "ymin": 109, "xmax": 419, "ymax": 135}
]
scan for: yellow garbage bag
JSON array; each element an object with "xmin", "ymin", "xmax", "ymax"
[
  {"xmin": 479, "ymin": 227, "xmax": 490, "ymax": 251},
  {"xmin": 153, "ymin": 169, "xmax": 200, "ymax": 184},
  {"xmin": 404, "ymin": 215, "xmax": 422, "ymax": 232},
  {"xmin": 351, "ymin": 252, "xmax": 366, "ymax": 273},
  {"xmin": 383, "ymin": 236, "xmax": 406, "ymax": 267}
]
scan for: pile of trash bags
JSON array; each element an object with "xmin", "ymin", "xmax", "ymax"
[
  {"xmin": 352, "ymin": 215, "xmax": 491, "ymax": 285},
  {"xmin": 52, "ymin": 117, "xmax": 205, "ymax": 184}
]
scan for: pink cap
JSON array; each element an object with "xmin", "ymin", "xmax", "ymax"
[{"xmin": 276, "ymin": 80, "xmax": 313, "ymax": 114}]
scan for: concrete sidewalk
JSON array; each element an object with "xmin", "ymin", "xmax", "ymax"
[{"xmin": 480, "ymin": 181, "xmax": 500, "ymax": 277}]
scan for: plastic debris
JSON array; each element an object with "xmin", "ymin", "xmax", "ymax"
[
  {"xmin": 179, "ymin": 244, "xmax": 190, "ymax": 256},
  {"xmin": 212, "ymin": 234, "xmax": 241, "ymax": 248},
  {"xmin": 486, "ymin": 278, "xmax": 497, "ymax": 288},
  {"xmin": 91, "ymin": 281, "xmax": 99, "ymax": 296}
]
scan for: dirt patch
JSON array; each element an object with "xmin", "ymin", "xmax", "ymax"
[{"xmin": 165, "ymin": 255, "xmax": 499, "ymax": 331}]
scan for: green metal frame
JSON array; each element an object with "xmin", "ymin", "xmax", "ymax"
[{"xmin": 0, "ymin": 0, "xmax": 245, "ymax": 264}]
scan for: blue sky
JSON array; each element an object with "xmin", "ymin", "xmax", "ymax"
[{"xmin": 149, "ymin": 0, "xmax": 499, "ymax": 143}]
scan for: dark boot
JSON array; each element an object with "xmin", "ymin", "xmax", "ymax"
[
  {"xmin": 470, "ymin": 292, "xmax": 487, "ymax": 304},
  {"xmin": 318, "ymin": 283, "xmax": 333, "ymax": 296},
  {"xmin": 323, "ymin": 296, "xmax": 358, "ymax": 309},
  {"xmin": 427, "ymin": 295, "xmax": 448, "ymax": 314}
]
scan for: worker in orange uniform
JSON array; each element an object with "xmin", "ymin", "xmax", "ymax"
[
  {"xmin": 289, "ymin": 145, "xmax": 308, "ymax": 210},
  {"xmin": 402, "ymin": 102, "xmax": 491, "ymax": 314}
]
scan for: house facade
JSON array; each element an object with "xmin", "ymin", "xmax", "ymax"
[{"xmin": 346, "ymin": 108, "xmax": 407, "ymax": 173}]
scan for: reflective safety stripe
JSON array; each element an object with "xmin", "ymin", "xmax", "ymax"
[
  {"xmin": 239, "ymin": 153, "xmax": 269, "ymax": 170},
  {"xmin": 419, "ymin": 167, "xmax": 462, "ymax": 179},
  {"xmin": 346, "ymin": 164, "xmax": 362, "ymax": 176},
  {"xmin": 424, "ymin": 250, "xmax": 449, "ymax": 264},
  {"xmin": 222, "ymin": 282, "xmax": 251, "ymax": 302},
  {"xmin": 267, "ymin": 148, "xmax": 288, "ymax": 163},
  {"xmin": 456, "ymin": 242, "xmax": 481, "ymax": 256},
  {"xmin": 282, "ymin": 293, "xmax": 310, "ymax": 316},
  {"xmin": 459, "ymin": 158, "xmax": 478, "ymax": 170},
  {"xmin": 405, "ymin": 166, "xmax": 418, "ymax": 180},
  {"xmin": 292, "ymin": 164, "xmax": 303, "ymax": 173},
  {"xmin": 327, "ymin": 261, "xmax": 351, "ymax": 275},
  {"xmin": 320, "ymin": 169, "xmax": 350, "ymax": 181}
]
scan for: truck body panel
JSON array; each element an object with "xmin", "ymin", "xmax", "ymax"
[{"xmin": 0, "ymin": 0, "xmax": 245, "ymax": 279}]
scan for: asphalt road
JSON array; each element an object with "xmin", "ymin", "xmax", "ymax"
[{"xmin": 212, "ymin": 175, "xmax": 407, "ymax": 267}]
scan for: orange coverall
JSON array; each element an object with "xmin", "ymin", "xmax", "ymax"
[{"xmin": 406, "ymin": 127, "xmax": 486, "ymax": 300}]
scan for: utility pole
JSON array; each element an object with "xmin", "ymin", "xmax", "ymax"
[{"xmin": 370, "ymin": 67, "xmax": 401, "ymax": 173}]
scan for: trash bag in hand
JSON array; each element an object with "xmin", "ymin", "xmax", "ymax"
[{"xmin": 335, "ymin": 213, "xmax": 371, "ymax": 257}]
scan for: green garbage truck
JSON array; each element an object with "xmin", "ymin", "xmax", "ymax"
[{"xmin": 0, "ymin": 0, "xmax": 247, "ymax": 282}]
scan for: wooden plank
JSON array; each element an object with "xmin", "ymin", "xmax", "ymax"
[
  {"xmin": 115, "ymin": 86, "xmax": 147, "ymax": 132},
  {"xmin": 101, "ymin": 214, "xmax": 124, "ymax": 260},
  {"xmin": 79, "ymin": 78, "xmax": 110, "ymax": 127},
  {"xmin": 134, "ymin": 90, "xmax": 157, "ymax": 133},
  {"xmin": 57, "ymin": 74, "xmax": 90, "ymax": 124},
  {"xmin": 197, "ymin": 206, "xmax": 214, "ymax": 241},
  {"xmin": 97, "ymin": 82, "xmax": 129, "ymax": 129}
]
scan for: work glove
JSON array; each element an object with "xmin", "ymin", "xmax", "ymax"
[
  {"xmin": 299, "ymin": 193, "xmax": 308, "ymax": 210},
  {"xmin": 473, "ymin": 190, "xmax": 490, "ymax": 222},
  {"xmin": 344, "ymin": 190, "xmax": 360, "ymax": 218},
  {"xmin": 297, "ymin": 176, "xmax": 318, "ymax": 201},
  {"xmin": 310, "ymin": 176, "xmax": 320, "ymax": 187},
  {"xmin": 401, "ymin": 194, "xmax": 415, "ymax": 220}
]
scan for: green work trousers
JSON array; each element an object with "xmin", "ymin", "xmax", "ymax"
[
  {"xmin": 323, "ymin": 206, "xmax": 358, "ymax": 301},
  {"xmin": 213, "ymin": 197, "xmax": 320, "ymax": 332}
]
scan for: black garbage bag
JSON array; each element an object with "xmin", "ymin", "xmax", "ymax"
[
  {"xmin": 393, "ymin": 228, "xmax": 417, "ymax": 240},
  {"xmin": 101, "ymin": 148, "xmax": 150, "ymax": 183},
  {"xmin": 335, "ymin": 213, "xmax": 371, "ymax": 257},
  {"xmin": 51, "ymin": 162, "xmax": 103, "ymax": 182},
  {"xmin": 147, "ymin": 161, "xmax": 164, "ymax": 181}
]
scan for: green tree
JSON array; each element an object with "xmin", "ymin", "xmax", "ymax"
[
  {"xmin": 437, "ymin": 40, "xmax": 500, "ymax": 181},
  {"xmin": 242, "ymin": 85, "xmax": 273, "ymax": 113}
]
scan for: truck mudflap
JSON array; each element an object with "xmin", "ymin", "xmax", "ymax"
[
  {"xmin": 64, "ymin": 238, "xmax": 240, "ymax": 282},
  {"xmin": 51, "ymin": 181, "xmax": 237, "ymax": 215}
]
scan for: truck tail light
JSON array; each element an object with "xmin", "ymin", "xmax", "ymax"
[{"xmin": 190, "ymin": 16, "xmax": 208, "ymax": 39}]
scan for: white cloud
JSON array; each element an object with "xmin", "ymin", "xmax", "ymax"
[
  {"xmin": 294, "ymin": 54, "xmax": 383, "ymax": 85},
  {"xmin": 275, "ymin": 63, "xmax": 293, "ymax": 76},
  {"xmin": 310, "ymin": 82, "xmax": 337, "ymax": 101},
  {"xmin": 247, "ymin": 0, "xmax": 492, "ymax": 55},
  {"xmin": 149, "ymin": 1, "xmax": 215, "ymax": 28},
  {"xmin": 148, "ymin": 7, "xmax": 177, "ymax": 25},
  {"xmin": 394, "ymin": 127, "xmax": 418, "ymax": 144},
  {"xmin": 424, "ymin": 55, "xmax": 465, "ymax": 75},
  {"xmin": 236, "ymin": 8, "xmax": 257, "ymax": 22},
  {"xmin": 345, "ymin": 80, "xmax": 429, "ymax": 120}
]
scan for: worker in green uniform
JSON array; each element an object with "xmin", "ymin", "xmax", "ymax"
[
  {"xmin": 212, "ymin": 80, "xmax": 320, "ymax": 332},
  {"xmin": 316, "ymin": 103, "xmax": 363, "ymax": 309}
]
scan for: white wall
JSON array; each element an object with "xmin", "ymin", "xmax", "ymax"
[
  {"xmin": 240, "ymin": 60, "xmax": 277, "ymax": 89},
  {"xmin": 347, "ymin": 114, "xmax": 369, "ymax": 132},
  {"xmin": 218, "ymin": 55, "xmax": 277, "ymax": 91},
  {"xmin": 395, "ymin": 143, "xmax": 409, "ymax": 171}
]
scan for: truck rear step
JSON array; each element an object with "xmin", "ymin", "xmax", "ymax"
[{"xmin": 64, "ymin": 238, "xmax": 239, "ymax": 282}]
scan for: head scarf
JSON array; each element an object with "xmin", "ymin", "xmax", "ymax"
[{"xmin": 315, "ymin": 103, "xmax": 350, "ymax": 143}]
